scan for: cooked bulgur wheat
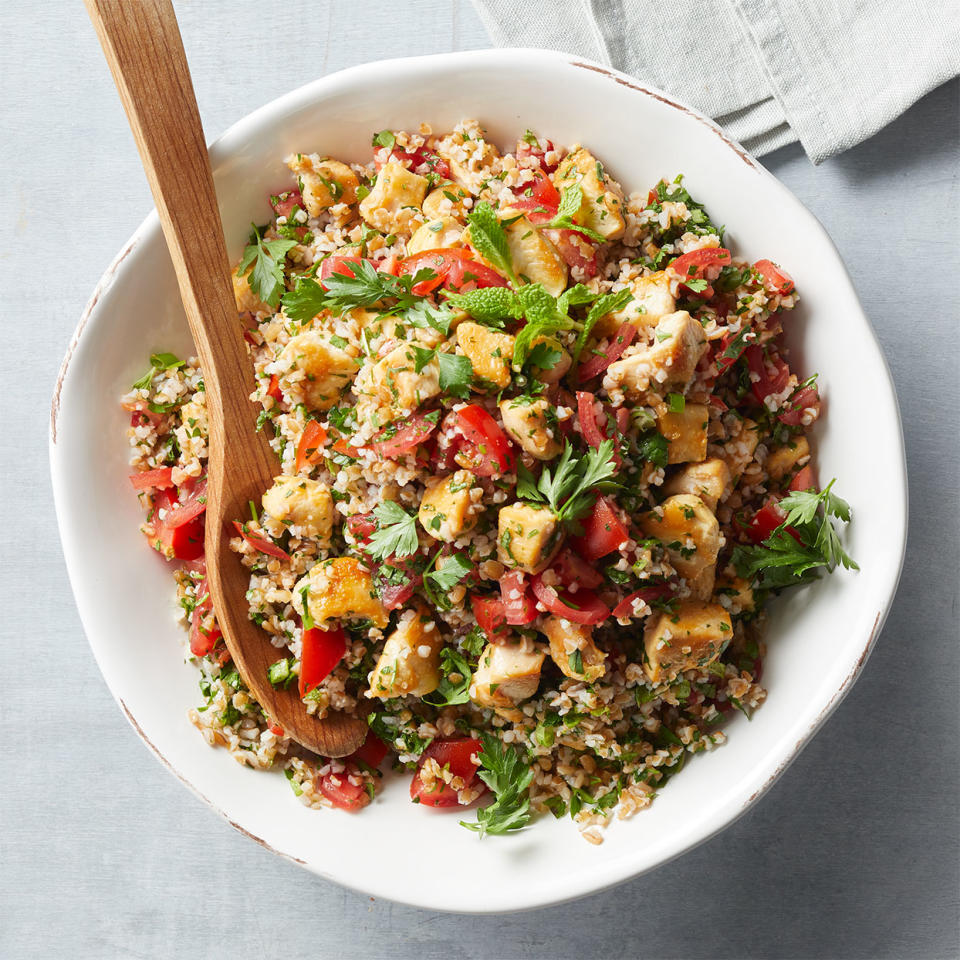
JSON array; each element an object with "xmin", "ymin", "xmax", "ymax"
[{"xmin": 123, "ymin": 121, "xmax": 854, "ymax": 841}]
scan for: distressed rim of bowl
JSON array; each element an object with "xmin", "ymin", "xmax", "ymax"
[{"xmin": 50, "ymin": 47, "xmax": 908, "ymax": 913}]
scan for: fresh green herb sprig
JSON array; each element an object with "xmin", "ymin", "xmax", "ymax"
[
  {"xmin": 365, "ymin": 501, "xmax": 420, "ymax": 562},
  {"xmin": 132, "ymin": 352, "xmax": 185, "ymax": 390},
  {"xmin": 465, "ymin": 201, "xmax": 516, "ymax": 283},
  {"xmin": 519, "ymin": 439, "xmax": 619, "ymax": 523},
  {"xmin": 423, "ymin": 647, "xmax": 473, "ymax": 707},
  {"xmin": 237, "ymin": 224, "xmax": 298, "ymax": 307},
  {"xmin": 460, "ymin": 734, "xmax": 534, "ymax": 837},
  {"xmin": 542, "ymin": 184, "xmax": 606, "ymax": 243},
  {"xmin": 422, "ymin": 551, "xmax": 473, "ymax": 611},
  {"xmin": 732, "ymin": 480, "xmax": 858, "ymax": 589}
]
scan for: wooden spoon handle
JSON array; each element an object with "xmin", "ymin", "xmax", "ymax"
[{"xmin": 86, "ymin": 0, "xmax": 368, "ymax": 758}]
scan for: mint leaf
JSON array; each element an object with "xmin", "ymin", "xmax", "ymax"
[
  {"xmin": 466, "ymin": 201, "xmax": 515, "ymax": 284},
  {"xmin": 572, "ymin": 289, "xmax": 633, "ymax": 362},
  {"xmin": 444, "ymin": 287, "xmax": 519, "ymax": 326},
  {"xmin": 543, "ymin": 184, "xmax": 607, "ymax": 243}
]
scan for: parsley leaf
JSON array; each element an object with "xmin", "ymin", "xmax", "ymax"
[
  {"xmin": 365, "ymin": 501, "xmax": 420, "ymax": 561},
  {"xmin": 423, "ymin": 647, "xmax": 473, "ymax": 707},
  {"xmin": 542, "ymin": 184, "xmax": 606, "ymax": 243},
  {"xmin": 281, "ymin": 276, "xmax": 327, "ymax": 323},
  {"xmin": 637, "ymin": 432, "xmax": 669, "ymax": 469},
  {"xmin": 532, "ymin": 440, "xmax": 619, "ymax": 523},
  {"xmin": 465, "ymin": 201, "xmax": 515, "ymax": 284},
  {"xmin": 372, "ymin": 130, "xmax": 396, "ymax": 151},
  {"xmin": 132, "ymin": 352, "xmax": 185, "ymax": 389},
  {"xmin": 460, "ymin": 734, "xmax": 534, "ymax": 838},
  {"xmin": 238, "ymin": 225, "xmax": 297, "ymax": 307},
  {"xmin": 437, "ymin": 352, "xmax": 474, "ymax": 399},
  {"xmin": 526, "ymin": 341, "xmax": 562, "ymax": 372}
]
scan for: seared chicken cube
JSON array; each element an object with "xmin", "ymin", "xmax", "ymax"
[
  {"xmin": 663, "ymin": 458, "xmax": 732, "ymax": 512},
  {"xmin": 261, "ymin": 476, "xmax": 333, "ymax": 543},
  {"xmin": 658, "ymin": 403, "xmax": 709, "ymax": 464},
  {"xmin": 593, "ymin": 271, "xmax": 675, "ymax": 339},
  {"xmin": 456, "ymin": 322, "xmax": 514, "ymax": 389},
  {"xmin": 368, "ymin": 605, "xmax": 443, "ymax": 699},
  {"xmin": 293, "ymin": 557, "xmax": 388, "ymax": 629},
  {"xmin": 765, "ymin": 435, "xmax": 811, "ymax": 482},
  {"xmin": 542, "ymin": 616, "xmax": 607, "ymax": 683},
  {"xmin": 715, "ymin": 574, "xmax": 755, "ymax": 614},
  {"xmin": 497, "ymin": 503, "xmax": 560, "ymax": 574},
  {"xmin": 286, "ymin": 154, "xmax": 359, "ymax": 214},
  {"xmin": 643, "ymin": 600, "xmax": 732, "ymax": 683},
  {"xmin": 499, "ymin": 397, "xmax": 561, "ymax": 461},
  {"xmin": 353, "ymin": 340, "xmax": 441, "ymax": 425},
  {"xmin": 233, "ymin": 264, "xmax": 272, "ymax": 314},
  {"xmin": 687, "ymin": 565, "xmax": 716, "ymax": 601},
  {"xmin": 421, "ymin": 184, "xmax": 469, "ymax": 221},
  {"xmin": 639, "ymin": 494, "xmax": 720, "ymax": 581},
  {"xmin": 501, "ymin": 214, "xmax": 568, "ymax": 295},
  {"xmin": 406, "ymin": 216, "xmax": 463, "ymax": 256},
  {"xmin": 418, "ymin": 470, "xmax": 480, "ymax": 541},
  {"xmin": 470, "ymin": 641, "xmax": 545, "ymax": 708},
  {"xmin": 553, "ymin": 147, "xmax": 626, "ymax": 240},
  {"xmin": 278, "ymin": 331, "xmax": 358, "ymax": 411},
  {"xmin": 359, "ymin": 160, "xmax": 428, "ymax": 233},
  {"xmin": 605, "ymin": 311, "xmax": 707, "ymax": 398}
]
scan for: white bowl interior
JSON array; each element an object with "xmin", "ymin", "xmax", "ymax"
[{"xmin": 50, "ymin": 50, "xmax": 905, "ymax": 913}]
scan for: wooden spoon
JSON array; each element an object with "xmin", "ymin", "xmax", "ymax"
[{"xmin": 86, "ymin": 0, "xmax": 368, "ymax": 757}]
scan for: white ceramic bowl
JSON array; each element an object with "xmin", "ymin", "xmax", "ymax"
[{"xmin": 51, "ymin": 49, "xmax": 907, "ymax": 913}]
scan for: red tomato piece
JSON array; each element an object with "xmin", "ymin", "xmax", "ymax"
[
  {"xmin": 351, "ymin": 731, "xmax": 389, "ymax": 769},
  {"xmin": 545, "ymin": 228, "xmax": 599, "ymax": 277},
  {"xmin": 754, "ymin": 259, "xmax": 795, "ymax": 296},
  {"xmin": 456, "ymin": 405, "xmax": 515, "ymax": 474},
  {"xmin": 266, "ymin": 374, "xmax": 283, "ymax": 404},
  {"xmin": 366, "ymin": 412, "xmax": 438, "ymax": 459},
  {"xmin": 397, "ymin": 248, "xmax": 460, "ymax": 295},
  {"xmin": 162, "ymin": 477, "xmax": 207, "ymax": 529},
  {"xmin": 745, "ymin": 346, "xmax": 791, "ymax": 405},
  {"xmin": 778, "ymin": 384, "xmax": 821, "ymax": 425},
  {"xmin": 578, "ymin": 323, "xmax": 637, "ymax": 382},
  {"xmin": 295, "ymin": 420, "xmax": 328, "ymax": 473},
  {"xmin": 149, "ymin": 486, "xmax": 205, "ymax": 562},
  {"xmin": 319, "ymin": 254, "xmax": 366, "ymax": 287},
  {"xmin": 499, "ymin": 570, "xmax": 538, "ymax": 625},
  {"xmin": 746, "ymin": 501, "xmax": 802, "ymax": 545},
  {"xmin": 129, "ymin": 406, "xmax": 164, "ymax": 429},
  {"xmin": 375, "ymin": 564, "xmax": 420, "ymax": 610},
  {"xmin": 345, "ymin": 512, "xmax": 376, "ymax": 546},
  {"xmin": 576, "ymin": 391, "xmax": 609, "ymax": 451},
  {"xmin": 442, "ymin": 253, "xmax": 511, "ymax": 293},
  {"xmin": 552, "ymin": 548, "xmax": 604, "ymax": 590},
  {"xmin": 670, "ymin": 247, "xmax": 732, "ymax": 286},
  {"xmin": 530, "ymin": 575, "xmax": 610, "ymax": 625},
  {"xmin": 382, "ymin": 146, "xmax": 451, "ymax": 181},
  {"xmin": 270, "ymin": 189, "xmax": 303, "ymax": 220},
  {"xmin": 129, "ymin": 467, "xmax": 175, "ymax": 491},
  {"xmin": 471, "ymin": 594, "xmax": 509, "ymax": 641},
  {"xmin": 410, "ymin": 737, "xmax": 482, "ymax": 808},
  {"xmin": 516, "ymin": 138, "xmax": 559, "ymax": 174},
  {"xmin": 569, "ymin": 495, "xmax": 629, "ymax": 562},
  {"xmin": 318, "ymin": 768, "xmax": 371, "ymax": 812},
  {"xmin": 189, "ymin": 578, "xmax": 222, "ymax": 658},
  {"xmin": 611, "ymin": 583, "xmax": 676, "ymax": 619},
  {"xmin": 299, "ymin": 626, "xmax": 347, "ymax": 697},
  {"xmin": 231, "ymin": 520, "xmax": 290, "ymax": 560},
  {"xmin": 268, "ymin": 721, "xmax": 285, "ymax": 737},
  {"xmin": 789, "ymin": 465, "xmax": 817, "ymax": 492}
]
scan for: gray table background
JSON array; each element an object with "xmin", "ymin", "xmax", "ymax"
[{"xmin": 2, "ymin": 2, "xmax": 958, "ymax": 958}]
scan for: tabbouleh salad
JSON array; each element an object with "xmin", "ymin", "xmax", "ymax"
[{"xmin": 123, "ymin": 121, "xmax": 856, "ymax": 843}]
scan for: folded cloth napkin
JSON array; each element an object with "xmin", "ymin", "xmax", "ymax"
[{"xmin": 470, "ymin": 0, "xmax": 960, "ymax": 163}]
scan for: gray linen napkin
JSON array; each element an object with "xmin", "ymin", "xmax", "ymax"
[{"xmin": 470, "ymin": 0, "xmax": 960, "ymax": 162}]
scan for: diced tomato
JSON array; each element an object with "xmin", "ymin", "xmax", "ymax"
[
  {"xmin": 745, "ymin": 346, "xmax": 791, "ymax": 405},
  {"xmin": 318, "ymin": 768, "xmax": 370, "ymax": 812},
  {"xmin": 129, "ymin": 467, "xmax": 175, "ymax": 491},
  {"xmin": 714, "ymin": 330, "xmax": 752, "ymax": 375},
  {"xmin": 670, "ymin": 247, "xmax": 732, "ymax": 291},
  {"xmin": 330, "ymin": 436, "xmax": 361, "ymax": 459},
  {"xmin": 754, "ymin": 259, "xmax": 795, "ymax": 296},
  {"xmin": 516, "ymin": 137, "xmax": 559, "ymax": 174},
  {"xmin": 471, "ymin": 594, "xmax": 509, "ymax": 641},
  {"xmin": 268, "ymin": 721, "xmax": 285, "ymax": 737},
  {"xmin": 552, "ymin": 548, "xmax": 604, "ymax": 590},
  {"xmin": 351, "ymin": 731, "xmax": 389, "ymax": 769},
  {"xmin": 375, "ymin": 564, "xmax": 420, "ymax": 610},
  {"xmin": 270, "ymin": 189, "xmax": 303, "ymax": 220},
  {"xmin": 746, "ymin": 500, "xmax": 801, "ymax": 545},
  {"xmin": 530, "ymin": 575, "xmax": 610, "ymax": 625},
  {"xmin": 397, "ymin": 248, "xmax": 459, "ymax": 295},
  {"xmin": 778, "ymin": 384, "xmax": 821, "ymax": 426},
  {"xmin": 345, "ymin": 512, "xmax": 376, "ymax": 546},
  {"xmin": 295, "ymin": 420, "xmax": 328, "ymax": 472},
  {"xmin": 299, "ymin": 626, "xmax": 347, "ymax": 696},
  {"xmin": 611, "ymin": 583, "xmax": 676, "ymax": 619},
  {"xmin": 410, "ymin": 737, "xmax": 483, "ymax": 808},
  {"xmin": 615, "ymin": 406, "xmax": 631, "ymax": 435},
  {"xmin": 319, "ymin": 254, "xmax": 366, "ymax": 288},
  {"xmin": 129, "ymin": 406, "xmax": 164, "ymax": 429},
  {"xmin": 456, "ymin": 404, "xmax": 515, "ymax": 474},
  {"xmin": 545, "ymin": 228, "xmax": 599, "ymax": 277},
  {"xmin": 377, "ymin": 253, "xmax": 399, "ymax": 276},
  {"xmin": 575, "ymin": 391, "xmax": 613, "ymax": 458},
  {"xmin": 499, "ymin": 570, "xmax": 538, "ymax": 625},
  {"xmin": 189, "ymin": 577, "xmax": 222, "ymax": 657},
  {"xmin": 789, "ymin": 465, "xmax": 817, "ymax": 492},
  {"xmin": 231, "ymin": 520, "xmax": 290, "ymax": 560},
  {"xmin": 380, "ymin": 146, "xmax": 451, "ymax": 180},
  {"xmin": 366, "ymin": 412, "xmax": 438, "ymax": 458},
  {"xmin": 577, "ymin": 323, "xmax": 636, "ymax": 382},
  {"xmin": 569, "ymin": 495, "xmax": 629, "ymax": 562},
  {"xmin": 266, "ymin": 374, "xmax": 282, "ymax": 403},
  {"xmin": 510, "ymin": 173, "xmax": 561, "ymax": 223},
  {"xmin": 149, "ymin": 486, "xmax": 205, "ymax": 562}
]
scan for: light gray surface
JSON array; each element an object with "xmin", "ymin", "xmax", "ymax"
[{"xmin": 1, "ymin": 2, "xmax": 958, "ymax": 958}]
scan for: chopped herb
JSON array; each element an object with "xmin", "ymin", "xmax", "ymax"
[
  {"xmin": 366, "ymin": 501, "xmax": 420, "ymax": 562},
  {"xmin": 237, "ymin": 224, "xmax": 297, "ymax": 307},
  {"xmin": 460, "ymin": 734, "xmax": 533, "ymax": 837}
]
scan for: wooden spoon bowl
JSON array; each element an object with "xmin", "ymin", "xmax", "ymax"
[{"xmin": 86, "ymin": 0, "xmax": 367, "ymax": 757}]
